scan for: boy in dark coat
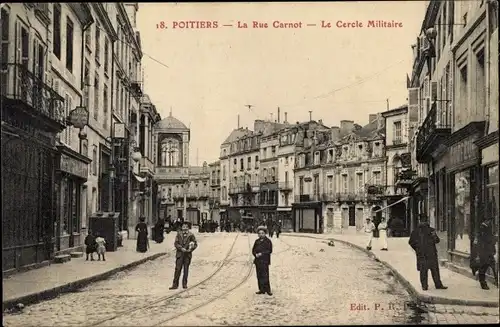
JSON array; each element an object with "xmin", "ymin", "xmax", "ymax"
[
  {"xmin": 409, "ymin": 215, "xmax": 448, "ymax": 291},
  {"xmin": 84, "ymin": 231, "xmax": 97, "ymax": 261},
  {"xmin": 253, "ymin": 226, "xmax": 273, "ymax": 296}
]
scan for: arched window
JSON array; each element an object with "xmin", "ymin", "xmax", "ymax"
[{"xmin": 161, "ymin": 138, "xmax": 180, "ymax": 166}]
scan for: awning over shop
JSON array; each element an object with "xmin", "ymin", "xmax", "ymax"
[
  {"xmin": 277, "ymin": 207, "xmax": 292, "ymax": 211},
  {"xmin": 133, "ymin": 173, "xmax": 147, "ymax": 183}
]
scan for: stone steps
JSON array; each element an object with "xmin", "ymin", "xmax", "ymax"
[
  {"xmin": 70, "ymin": 252, "xmax": 84, "ymax": 258},
  {"xmin": 53, "ymin": 254, "xmax": 71, "ymax": 264}
]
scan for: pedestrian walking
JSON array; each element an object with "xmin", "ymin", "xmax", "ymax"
[
  {"xmin": 378, "ymin": 216, "xmax": 388, "ymax": 251},
  {"xmin": 95, "ymin": 233, "xmax": 106, "ymax": 261},
  {"xmin": 275, "ymin": 220, "xmax": 282, "ymax": 238},
  {"xmin": 472, "ymin": 208, "xmax": 498, "ymax": 290},
  {"xmin": 170, "ymin": 222, "xmax": 198, "ymax": 289},
  {"xmin": 409, "ymin": 215, "xmax": 448, "ymax": 291},
  {"xmin": 154, "ymin": 218, "xmax": 165, "ymax": 243},
  {"xmin": 269, "ymin": 222, "xmax": 275, "ymax": 238},
  {"xmin": 364, "ymin": 217, "xmax": 375, "ymax": 250},
  {"xmin": 253, "ymin": 226, "xmax": 273, "ymax": 296},
  {"xmin": 135, "ymin": 216, "xmax": 149, "ymax": 253}
]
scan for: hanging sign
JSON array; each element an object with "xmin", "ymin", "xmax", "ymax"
[{"xmin": 68, "ymin": 106, "xmax": 89, "ymax": 129}]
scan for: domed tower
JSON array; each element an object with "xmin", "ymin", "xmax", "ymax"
[
  {"xmin": 154, "ymin": 111, "xmax": 190, "ymax": 168},
  {"xmin": 153, "ymin": 110, "xmax": 190, "ymax": 220}
]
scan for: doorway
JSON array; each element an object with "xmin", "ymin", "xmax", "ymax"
[{"xmin": 348, "ymin": 205, "xmax": 355, "ymax": 226}]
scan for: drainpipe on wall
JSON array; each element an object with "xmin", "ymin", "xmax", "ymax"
[
  {"xmin": 108, "ymin": 39, "xmax": 116, "ymax": 213},
  {"xmin": 484, "ymin": 1, "xmax": 492, "ymax": 136}
]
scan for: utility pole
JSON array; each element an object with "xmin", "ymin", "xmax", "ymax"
[{"xmin": 277, "ymin": 107, "xmax": 280, "ymax": 123}]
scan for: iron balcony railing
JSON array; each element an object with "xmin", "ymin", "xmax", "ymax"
[
  {"xmin": 1, "ymin": 63, "xmax": 66, "ymax": 126},
  {"xmin": 294, "ymin": 194, "xmax": 320, "ymax": 203},
  {"xmin": 416, "ymin": 102, "xmax": 451, "ymax": 161},
  {"xmin": 278, "ymin": 181, "xmax": 293, "ymax": 190}
]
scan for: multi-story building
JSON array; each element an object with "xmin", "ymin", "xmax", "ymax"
[
  {"xmin": 208, "ymin": 160, "xmax": 221, "ymax": 222},
  {"xmin": 410, "ymin": 0, "xmax": 499, "ymax": 273},
  {"xmin": 294, "ymin": 117, "xmax": 386, "ymax": 234},
  {"xmin": 276, "ymin": 114, "xmax": 296, "ymax": 231},
  {"xmin": 154, "ymin": 113, "xmax": 210, "ymax": 225},
  {"xmin": 381, "ymin": 105, "xmax": 413, "ymax": 236},
  {"xmin": 259, "ymin": 131, "xmax": 280, "ymax": 224},
  {"xmin": 219, "ymin": 120, "xmax": 285, "ymax": 227},
  {"xmin": 2, "ymin": 3, "xmax": 77, "ymax": 271}
]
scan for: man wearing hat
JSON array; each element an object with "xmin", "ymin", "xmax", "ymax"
[
  {"xmin": 364, "ymin": 217, "xmax": 375, "ymax": 251},
  {"xmin": 252, "ymin": 225, "xmax": 273, "ymax": 296}
]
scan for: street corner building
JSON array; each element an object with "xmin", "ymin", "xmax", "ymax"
[
  {"xmin": 404, "ymin": 0, "xmax": 499, "ymax": 278},
  {"xmin": 1, "ymin": 3, "xmax": 161, "ymax": 272}
]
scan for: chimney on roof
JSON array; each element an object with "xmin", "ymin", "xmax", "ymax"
[
  {"xmin": 340, "ymin": 120, "xmax": 354, "ymax": 135},
  {"xmin": 318, "ymin": 119, "xmax": 323, "ymax": 125},
  {"xmin": 278, "ymin": 107, "xmax": 280, "ymax": 123},
  {"xmin": 331, "ymin": 126, "xmax": 340, "ymax": 140},
  {"xmin": 284, "ymin": 112, "xmax": 288, "ymax": 123},
  {"xmin": 369, "ymin": 114, "xmax": 377, "ymax": 124}
]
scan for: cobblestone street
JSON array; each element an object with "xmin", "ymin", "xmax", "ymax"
[{"xmin": 4, "ymin": 232, "xmax": 497, "ymax": 326}]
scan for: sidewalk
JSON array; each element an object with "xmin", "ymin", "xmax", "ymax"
[
  {"xmin": 2, "ymin": 235, "xmax": 176, "ymax": 310},
  {"xmin": 282, "ymin": 232, "xmax": 499, "ymax": 308}
]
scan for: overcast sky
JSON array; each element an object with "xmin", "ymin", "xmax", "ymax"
[{"xmin": 136, "ymin": 1, "xmax": 426, "ymax": 166}]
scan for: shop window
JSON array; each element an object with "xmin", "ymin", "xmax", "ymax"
[
  {"xmin": 486, "ymin": 165, "xmax": 499, "ymax": 245},
  {"xmin": 452, "ymin": 170, "xmax": 471, "ymax": 254}
]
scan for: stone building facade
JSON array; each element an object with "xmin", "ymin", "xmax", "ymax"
[
  {"xmin": 409, "ymin": 0, "xmax": 499, "ymax": 273},
  {"xmin": 153, "ymin": 112, "xmax": 209, "ymax": 226}
]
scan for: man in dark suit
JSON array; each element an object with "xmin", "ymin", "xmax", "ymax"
[
  {"xmin": 473, "ymin": 208, "xmax": 498, "ymax": 290},
  {"xmin": 253, "ymin": 226, "xmax": 273, "ymax": 296},
  {"xmin": 409, "ymin": 215, "xmax": 447, "ymax": 291},
  {"xmin": 170, "ymin": 222, "xmax": 198, "ymax": 289}
]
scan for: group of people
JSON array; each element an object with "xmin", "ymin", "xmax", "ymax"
[{"xmin": 84, "ymin": 231, "xmax": 107, "ymax": 261}]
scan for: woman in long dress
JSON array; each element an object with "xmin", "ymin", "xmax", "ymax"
[
  {"xmin": 136, "ymin": 216, "xmax": 149, "ymax": 253},
  {"xmin": 154, "ymin": 218, "xmax": 165, "ymax": 243}
]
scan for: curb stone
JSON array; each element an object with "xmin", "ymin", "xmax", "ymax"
[
  {"xmin": 282, "ymin": 233, "xmax": 499, "ymax": 308},
  {"xmin": 2, "ymin": 251, "xmax": 169, "ymax": 311}
]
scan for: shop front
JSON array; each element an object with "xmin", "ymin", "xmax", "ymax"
[
  {"xmin": 445, "ymin": 123, "xmax": 484, "ymax": 269},
  {"xmin": 475, "ymin": 131, "xmax": 499, "ymax": 279},
  {"xmin": 292, "ymin": 202, "xmax": 322, "ymax": 233},
  {"xmin": 277, "ymin": 207, "xmax": 293, "ymax": 231},
  {"xmin": 55, "ymin": 145, "xmax": 91, "ymax": 254}
]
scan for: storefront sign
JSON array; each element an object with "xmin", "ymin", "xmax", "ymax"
[
  {"xmin": 68, "ymin": 106, "xmax": 89, "ymax": 129},
  {"xmin": 60, "ymin": 153, "xmax": 88, "ymax": 179},
  {"xmin": 448, "ymin": 136, "xmax": 479, "ymax": 169}
]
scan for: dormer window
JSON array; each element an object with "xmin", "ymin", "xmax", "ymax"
[
  {"xmin": 358, "ymin": 144, "xmax": 363, "ymax": 149},
  {"xmin": 375, "ymin": 142, "xmax": 380, "ymax": 146}
]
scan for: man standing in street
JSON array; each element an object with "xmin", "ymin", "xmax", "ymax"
[
  {"xmin": 409, "ymin": 215, "xmax": 447, "ymax": 291},
  {"xmin": 253, "ymin": 226, "xmax": 273, "ymax": 296},
  {"xmin": 364, "ymin": 217, "xmax": 375, "ymax": 251},
  {"xmin": 170, "ymin": 222, "xmax": 198, "ymax": 290},
  {"xmin": 473, "ymin": 207, "xmax": 498, "ymax": 290}
]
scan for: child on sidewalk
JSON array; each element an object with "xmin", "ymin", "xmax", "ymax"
[
  {"xmin": 84, "ymin": 231, "xmax": 97, "ymax": 261},
  {"xmin": 95, "ymin": 233, "xmax": 107, "ymax": 261}
]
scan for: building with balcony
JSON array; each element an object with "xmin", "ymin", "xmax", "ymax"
[
  {"xmin": 1, "ymin": 3, "xmax": 73, "ymax": 271},
  {"xmin": 276, "ymin": 114, "xmax": 296, "ymax": 231},
  {"xmin": 381, "ymin": 105, "xmax": 412, "ymax": 236},
  {"xmin": 208, "ymin": 160, "xmax": 221, "ymax": 222},
  {"xmin": 259, "ymin": 131, "xmax": 280, "ymax": 224},
  {"xmin": 291, "ymin": 120, "xmax": 331, "ymax": 233},
  {"xmin": 294, "ymin": 116, "xmax": 387, "ymax": 234},
  {"xmin": 409, "ymin": 0, "xmax": 499, "ymax": 272},
  {"xmin": 126, "ymin": 93, "xmax": 161, "ymax": 237},
  {"xmin": 219, "ymin": 119, "xmax": 285, "ymax": 227}
]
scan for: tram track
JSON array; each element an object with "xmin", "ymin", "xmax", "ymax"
[
  {"xmin": 87, "ymin": 233, "xmax": 241, "ymax": 327},
  {"xmin": 153, "ymin": 234, "xmax": 296, "ymax": 326}
]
